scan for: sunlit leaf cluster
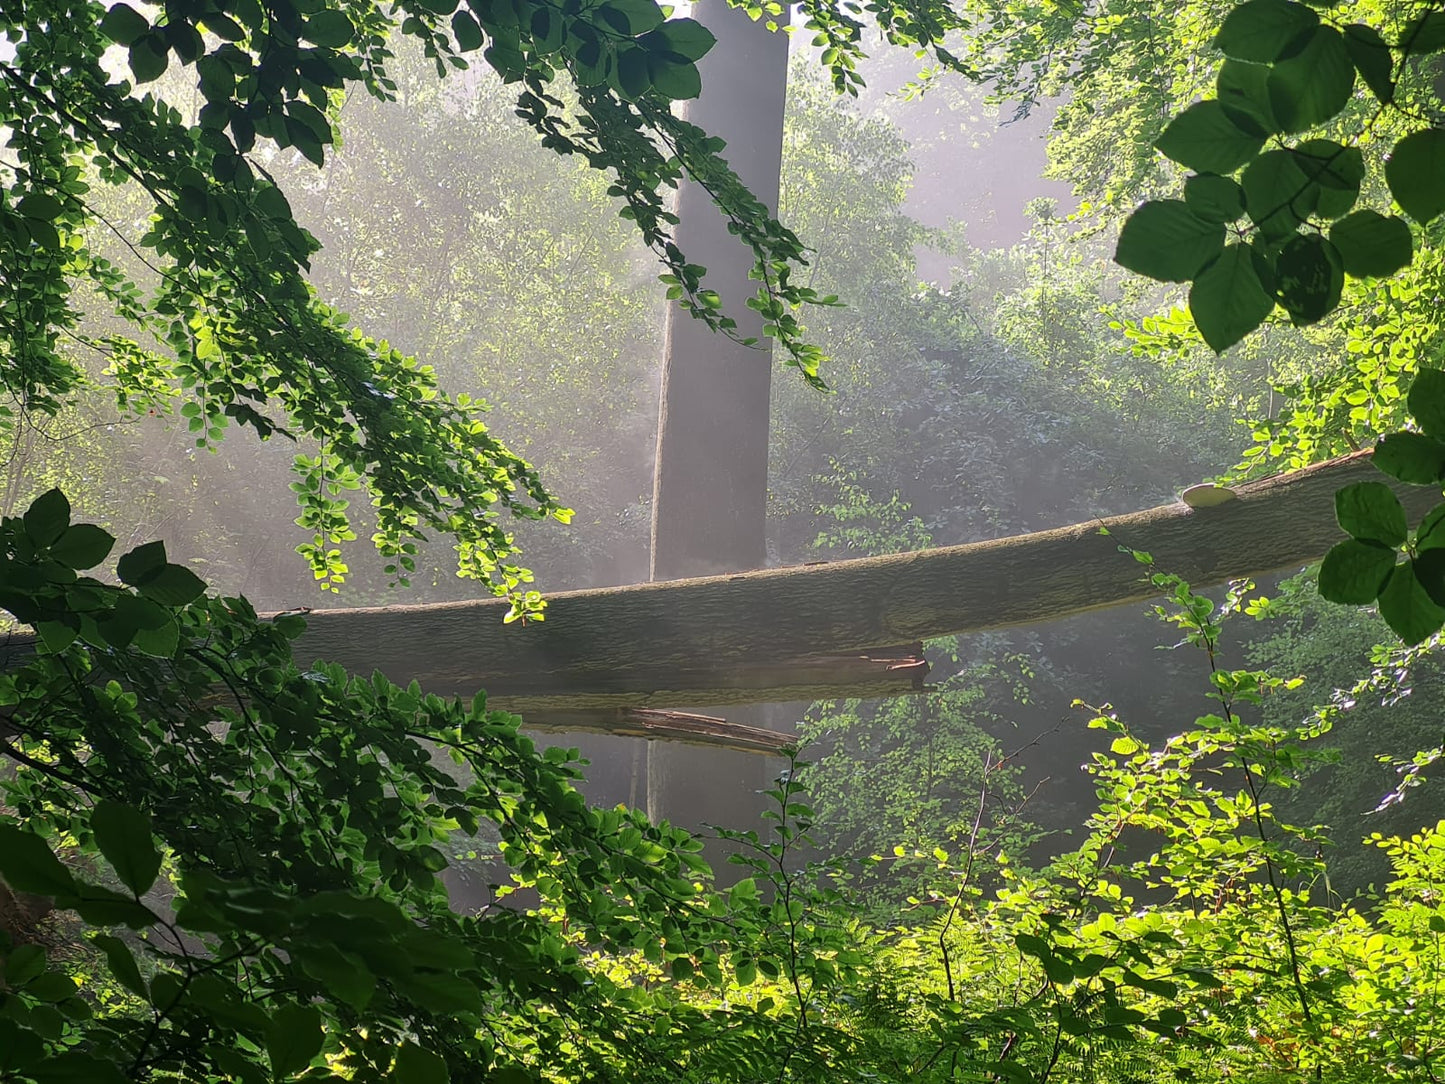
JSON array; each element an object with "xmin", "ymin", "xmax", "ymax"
[{"xmin": 1115, "ymin": 0, "xmax": 1443, "ymax": 353}]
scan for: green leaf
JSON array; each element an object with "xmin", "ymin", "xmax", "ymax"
[
  {"xmin": 1408, "ymin": 369, "xmax": 1445, "ymax": 443},
  {"xmin": 131, "ymin": 619, "xmax": 180, "ymax": 657},
  {"xmin": 165, "ymin": 20, "xmax": 204, "ymax": 63},
  {"xmin": 640, "ymin": 18, "xmax": 715, "ymax": 60},
  {"xmin": 1267, "ymin": 26, "xmax": 1354, "ymax": 133},
  {"xmin": 0, "ymin": 1018, "xmax": 44, "ymax": 1072},
  {"xmin": 4, "ymin": 944, "xmax": 47, "ymax": 986},
  {"xmin": 1416, "ymin": 504, "xmax": 1445, "ymax": 551},
  {"xmin": 1114, "ymin": 200, "xmax": 1224, "ymax": 283},
  {"xmin": 1400, "ymin": 11, "xmax": 1445, "ymax": 54},
  {"xmin": 1375, "ymin": 432, "xmax": 1445, "ymax": 484},
  {"xmin": 116, "ymin": 539, "xmax": 167, "ymax": 586},
  {"xmin": 128, "ymin": 36, "xmax": 169, "ymax": 84},
  {"xmin": 1015, "ymin": 932, "xmax": 1051, "ymax": 958},
  {"xmin": 1242, "ymin": 150, "xmax": 1316, "ymax": 237},
  {"xmin": 1042, "ymin": 953, "xmax": 1075, "ymax": 984},
  {"xmin": 36, "ymin": 621, "xmax": 79, "ymax": 653},
  {"xmin": 304, "ymin": 9, "xmax": 353, "ymax": 47},
  {"xmin": 288, "ymin": 121, "xmax": 326, "ymax": 167},
  {"xmin": 614, "ymin": 45, "xmax": 651, "ymax": 98},
  {"xmin": 91, "ymin": 801, "xmax": 162, "ymax": 896},
  {"xmin": 570, "ymin": 39, "xmax": 610, "ymax": 86},
  {"xmin": 1335, "ymin": 481, "xmax": 1407, "ymax": 545},
  {"xmin": 1217, "ymin": 60, "xmax": 1278, "ymax": 133},
  {"xmin": 114, "ymin": 543, "xmax": 207, "ymax": 607},
  {"xmin": 392, "ymin": 969, "xmax": 484, "ymax": 1014},
  {"xmin": 1189, "ymin": 243, "xmax": 1275, "ymax": 351},
  {"xmin": 530, "ymin": 8, "xmax": 565, "ymax": 53},
  {"xmin": 266, "ymin": 1003, "xmax": 324, "ymax": 1079},
  {"xmin": 50, "ymin": 524, "xmax": 116, "ymax": 569},
  {"xmin": 1377, "ymin": 561, "xmax": 1445, "ymax": 644},
  {"xmin": 0, "ymin": 826, "xmax": 77, "ymax": 897},
  {"xmin": 136, "ymin": 564, "xmax": 207, "ymax": 606},
  {"xmin": 1387, "ymin": 130, "xmax": 1445, "ymax": 225},
  {"xmin": 393, "ymin": 1043, "xmax": 449, "ymax": 1084},
  {"xmin": 99, "ymin": 3, "xmax": 150, "ymax": 44},
  {"xmin": 451, "ymin": 10, "xmax": 484, "ymax": 50},
  {"xmin": 1344, "ymin": 24, "xmax": 1394, "ymax": 102},
  {"xmin": 25, "ymin": 971, "xmax": 78, "ymax": 1002},
  {"xmin": 1273, "ymin": 233, "xmax": 1343, "ymax": 325},
  {"xmin": 1413, "ymin": 548, "xmax": 1445, "ymax": 608},
  {"xmin": 253, "ymin": 184, "xmax": 292, "ymax": 221},
  {"xmin": 17, "ymin": 193, "xmax": 64, "ymax": 220},
  {"xmin": 197, "ymin": 54, "xmax": 237, "ymax": 101},
  {"xmin": 295, "ymin": 944, "xmax": 375, "ymax": 1009},
  {"xmin": 1293, "ymin": 140, "xmax": 1361, "ymax": 217},
  {"xmin": 646, "ymin": 55, "xmax": 701, "ymax": 99},
  {"xmin": 113, "ymin": 593, "xmax": 172, "ymax": 631},
  {"xmin": 1329, "ymin": 210, "xmax": 1413, "ymax": 278},
  {"xmin": 1214, "ymin": 0, "xmax": 1318, "ymax": 61},
  {"xmin": 201, "ymin": 10, "xmax": 246, "ymax": 40},
  {"xmin": 1184, "ymin": 173, "xmax": 1245, "ymax": 222},
  {"xmin": 71, "ymin": 883, "xmax": 156, "ymax": 928},
  {"xmin": 1319, "ymin": 540, "xmax": 1396, "ymax": 604},
  {"xmin": 24, "ymin": 489, "xmax": 70, "ymax": 546},
  {"xmin": 599, "ymin": 0, "xmax": 664, "ymax": 35},
  {"xmin": 1154, "ymin": 101, "xmax": 1265, "ymax": 173},
  {"xmin": 92, "ymin": 935, "xmax": 147, "ymax": 998}
]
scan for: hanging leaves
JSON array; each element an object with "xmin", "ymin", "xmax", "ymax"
[
  {"xmin": 1117, "ymin": 0, "xmax": 1439, "ymax": 363},
  {"xmin": 1318, "ymin": 371, "xmax": 1445, "ymax": 643}
]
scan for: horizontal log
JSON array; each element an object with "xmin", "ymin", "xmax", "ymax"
[
  {"xmin": 288, "ymin": 450, "xmax": 1437, "ymax": 703},
  {"xmin": 519, "ymin": 709, "xmax": 795, "ymax": 754},
  {"xmin": 483, "ymin": 644, "xmax": 928, "ymax": 708}
]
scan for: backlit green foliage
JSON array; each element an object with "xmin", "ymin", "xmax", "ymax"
[
  {"xmin": 1115, "ymin": 0, "xmax": 1441, "ymax": 353},
  {"xmin": 0, "ymin": 0, "xmax": 967, "ymax": 610}
]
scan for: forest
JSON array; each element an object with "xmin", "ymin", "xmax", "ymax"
[{"xmin": 3, "ymin": 0, "xmax": 1445, "ymax": 1079}]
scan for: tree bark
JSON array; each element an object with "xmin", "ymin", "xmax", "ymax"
[
  {"xmin": 520, "ymin": 709, "xmax": 796, "ymax": 754},
  {"xmin": 646, "ymin": 0, "xmax": 792, "ymax": 825},
  {"xmin": 282, "ymin": 450, "xmax": 1432, "ymax": 700},
  {"xmin": 649, "ymin": 0, "xmax": 789, "ymax": 582},
  {"xmin": 483, "ymin": 645, "xmax": 927, "ymax": 712}
]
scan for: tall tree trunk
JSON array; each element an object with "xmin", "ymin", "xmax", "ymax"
[{"xmin": 647, "ymin": 0, "xmax": 791, "ymax": 825}]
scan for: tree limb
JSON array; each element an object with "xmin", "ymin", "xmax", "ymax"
[{"xmin": 289, "ymin": 450, "xmax": 1424, "ymax": 704}]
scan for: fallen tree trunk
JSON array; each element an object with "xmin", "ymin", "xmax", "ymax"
[
  {"xmin": 290, "ymin": 450, "xmax": 1435, "ymax": 702},
  {"xmin": 519, "ymin": 708, "xmax": 794, "ymax": 754},
  {"xmin": 3, "ymin": 451, "xmax": 1432, "ymax": 721},
  {"xmin": 481, "ymin": 645, "xmax": 928, "ymax": 713}
]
